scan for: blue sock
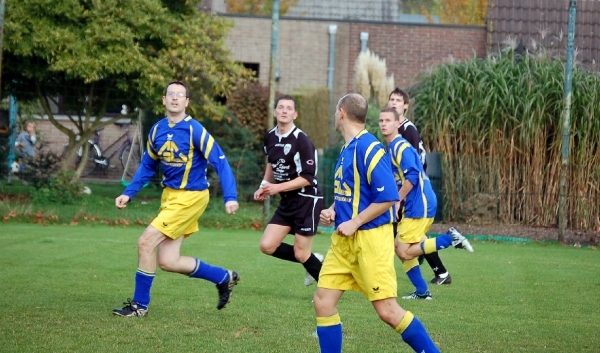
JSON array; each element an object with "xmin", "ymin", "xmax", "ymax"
[
  {"xmin": 421, "ymin": 235, "xmax": 452, "ymax": 253},
  {"xmin": 317, "ymin": 313, "xmax": 343, "ymax": 353},
  {"xmin": 406, "ymin": 266, "xmax": 429, "ymax": 294},
  {"xmin": 396, "ymin": 312, "xmax": 440, "ymax": 353},
  {"xmin": 436, "ymin": 234, "xmax": 452, "ymax": 249},
  {"xmin": 189, "ymin": 258, "xmax": 229, "ymax": 284},
  {"xmin": 132, "ymin": 269, "xmax": 155, "ymax": 309}
]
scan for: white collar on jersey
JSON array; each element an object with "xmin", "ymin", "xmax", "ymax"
[{"xmin": 275, "ymin": 124, "xmax": 297, "ymax": 138}]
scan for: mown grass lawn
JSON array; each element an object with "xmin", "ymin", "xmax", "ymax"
[{"xmin": 1, "ymin": 224, "xmax": 598, "ymax": 353}]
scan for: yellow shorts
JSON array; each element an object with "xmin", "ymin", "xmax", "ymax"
[
  {"xmin": 318, "ymin": 224, "xmax": 397, "ymax": 301},
  {"xmin": 150, "ymin": 188, "xmax": 209, "ymax": 239},
  {"xmin": 397, "ymin": 218, "xmax": 434, "ymax": 244}
]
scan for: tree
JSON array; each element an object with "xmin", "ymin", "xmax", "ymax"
[
  {"xmin": 225, "ymin": 0, "xmax": 300, "ymax": 15},
  {"xmin": 434, "ymin": 0, "xmax": 487, "ymax": 25},
  {"xmin": 2, "ymin": 0, "xmax": 250, "ymax": 176}
]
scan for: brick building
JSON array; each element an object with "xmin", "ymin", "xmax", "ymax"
[{"xmin": 224, "ymin": 14, "xmax": 487, "ymax": 103}]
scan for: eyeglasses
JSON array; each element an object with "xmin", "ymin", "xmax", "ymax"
[{"xmin": 166, "ymin": 91, "xmax": 187, "ymax": 98}]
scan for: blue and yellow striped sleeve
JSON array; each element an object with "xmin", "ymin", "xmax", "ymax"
[
  {"xmin": 193, "ymin": 123, "xmax": 238, "ymax": 203},
  {"xmin": 122, "ymin": 128, "xmax": 160, "ymax": 199}
]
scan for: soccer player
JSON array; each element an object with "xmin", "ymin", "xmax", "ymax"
[
  {"xmin": 379, "ymin": 107, "xmax": 473, "ymax": 300},
  {"xmin": 254, "ymin": 95, "xmax": 324, "ymax": 287},
  {"xmin": 315, "ymin": 93, "xmax": 440, "ymax": 353},
  {"xmin": 388, "ymin": 87, "xmax": 454, "ymax": 285},
  {"xmin": 112, "ymin": 80, "xmax": 240, "ymax": 317}
]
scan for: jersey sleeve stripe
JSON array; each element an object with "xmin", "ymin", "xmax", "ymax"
[
  {"xmin": 352, "ymin": 146, "xmax": 361, "ymax": 218},
  {"xmin": 146, "ymin": 140, "xmax": 158, "ymax": 160},
  {"xmin": 200, "ymin": 128, "xmax": 215, "ymax": 157},
  {"xmin": 364, "ymin": 141, "xmax": 379, "ymax": 166},
  {"xmin": 180, "ymin": 125, "xmax": 195, "ymax": 188},
  {"xmin": 366, "ymin": 148, "xmax": 385, "ymax": 184},
  {"xmin": 149, "ymin": 125, "xmax": 158, "ymax": 151}
]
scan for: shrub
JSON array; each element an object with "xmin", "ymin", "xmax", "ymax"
[
  {"xmin": 30, "ymin": 170, "xmax": 86, "ymax": 205},
  {"xmin": 19, "ymin": 142, "xmax": 61, "ymax": 189},
  {"xmin": 290, "ymin": 86, "xmax": 330, "ymax": 149},
  {"xmin": 226, "ymin": 82, "xmax": 270, "ymax": 143},
  {"xmin": 200, "ymin": 110, "xmax": 264, "ymax": 201}
]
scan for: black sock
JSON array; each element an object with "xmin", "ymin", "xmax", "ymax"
[
  {"xmin": 271, "ymin": 243, "xmax": 299, "ymax": 263},
  {"xmin": 302, "ymin": 253, "xmax": 323, "ymax": 282},
  {"xmin": 424, "ymin": 252, "xmax": 447, "ymax": 276}
]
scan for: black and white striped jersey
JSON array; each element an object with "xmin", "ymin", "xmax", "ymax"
[{"xmin": 263, "ymin": 125, "xmax": 321, "ymax": 197}]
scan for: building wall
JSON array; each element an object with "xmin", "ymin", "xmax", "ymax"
[
  {"xmin": 225, "ymin": 15, "xmax": 487, "ymax": 99},
  {"xmin": 348, "ymin": 23, "xmax": 488, "ymax": 91}
]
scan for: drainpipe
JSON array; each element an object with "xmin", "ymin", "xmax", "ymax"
[
  {"xmin": 327, "ymin": 25, "xmax": 337, "ymax": 91},
  {"xmin": 360, "ymin": 32, "xmax": 369, "ymax": 52},
  {"xmin": 327, "ymin": 25, "xmax": 338, "ymax": 149}
]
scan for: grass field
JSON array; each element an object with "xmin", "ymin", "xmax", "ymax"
[{"xmin": 1, "ymin": 224, "xmax": 599, "ymax": 353}]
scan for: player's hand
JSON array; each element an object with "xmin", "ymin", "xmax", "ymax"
[
  {"xmin": 336, "ymin": 219, "xmax": 359, "ymax": 237},
  {"xmin": 115, "ymin": 195, "xmax": 130, "ymax": 209},
  {"xmin": 260, "ymin": 181, "xmax": 279, "ymax": 196},
  {"xmin": 254, "ymin": 187, "xmax": 266, "ymax": 201},
  {"xmin": 320, "ymin": 208, "xmax": 335, "ymax": 225},
  {"xmin": 225, "ymin": 201, "xmax": 239, "ymax": 215}
]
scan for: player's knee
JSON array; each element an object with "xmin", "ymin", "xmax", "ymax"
[
  {"xmin": 395, "ymin": 248, "xmax": 412, "ymax": 261},
  {"xmin": 156, "ymin": 256, "xmax": 176, "ymax": 272},
  {"xmin": 137, "ymin": 236, "xmax": 154, "ymax": 254},
  {"xmin": 259, "ymin": 241, "xmax": 276, "ymax": 255},
  {"xmin": 293, "ymin": 247, "xmax": 311, "ymax": 263}
]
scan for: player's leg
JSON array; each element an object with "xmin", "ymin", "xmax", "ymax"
[
  {"xmin": 372, "ymin": 299, "xmax": 440, "ymax": 353},
  {"xmin": 314, "ymin": 229, "xmax": 357, "ymax": 353},
  {"xmin": 420, "ymin": 226, "xmax": 474, "ymax": 256},
  {"xmin": 395, "ymin": 219, "xmax": 431, "ymax": 299},
  {"xmin": 259, "ymin": 223, "xmax": 297, "ymax": 261},
  {"xmin": 313, "ymin": 287, "xmax": 344, "ymax": 353},
  {"xmin": 424, "ymin": 250, "xmax": 452, "ymax": 285},
  {"xmin": 361, "ymin": 225, "xmax": 439, "ymax": 352},
  {"xmin": 294, "ymin": 234, "xmax": 323, "ymax": 286},
  {"xmin": 160, "ymin": 187, "xmax": 239, "ymax": 309},
  {"xmin": 294, "ymin": 195, "xmax": 325, "ymax": 286},
  {"xmin": 113, "ymin": 225, "xmax": 166, "ymax": 317}
]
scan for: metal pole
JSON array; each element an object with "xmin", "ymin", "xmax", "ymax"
[
  {"xmin": 264, "ymin": 0, "xmax": 279, "ymax": 225},
  {"xmin": 7, "ymin": 96, "xmax": 17, "ymax": 183},
  {"xmin": 558, "ymin": 0, "xmax": 577, "ymax": 243},
  {"xmin": 0, "ymin": 0, "xmax": 5, "ymax": 99}
]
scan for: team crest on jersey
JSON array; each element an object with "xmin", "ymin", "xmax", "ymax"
[
  {"xmin": 283, "ymin": 144, "xmax": 291, "ymax": 155},
  {"xmin": 157, "ymin": 133, "xmax": 188, "ymax": 164}
]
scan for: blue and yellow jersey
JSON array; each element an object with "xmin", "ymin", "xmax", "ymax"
[
  {"xmin": 333, "ymin": 130, "xmax": 399, "ymax": 230},
  {"xmin": 123, "ymin": 116, "xmax": 237, "ymax": 203},
  {"xmin": 388, "ymin": 135, "xmax": 436, "ymax": 219}
]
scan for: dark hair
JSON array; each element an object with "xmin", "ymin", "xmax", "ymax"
[
  {"xmin": 388, "ymin": 87, "xmax": 409, "ymax": 103},
  {"xmin": 338, "ymin": 93, "xmax": 368, "ymax": 123},
  {"xmin": 164, "ymin": 80, "xmax": 189, "ymax": 97},
  {"xmin": 275, "ymin": 94, "xmax": 296, "ymax": 110},
  {"xmin": 379, "ymin": 107, "xmax": 399, "ymax": 121}
]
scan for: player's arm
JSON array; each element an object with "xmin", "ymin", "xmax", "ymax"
[
  {"xmin": 117, "ymin": 137, "xmax": 159, "ymax": 208},
  {"xmin": 397, "ymin": 144, "xmax": 419, "ymax": 202},
  {"xmin": 254, "ymin": 163, "xmax": 274, "ymax": 201},
  {"xmin": 403, "ymin": 125, "xmax": 421, "ymax": 150},
  {"xmin": 320, "ymin": 203, "xmax": 336, "ymax": 225},
  {"xmin": 398, "ymin": 180, "xmax": 414, "ymax": 202},
  {"xmin": 196, "ymin": 126, "xmax": 239, "ymax": 213}
]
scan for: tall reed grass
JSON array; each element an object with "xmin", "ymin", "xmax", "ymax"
[{"xmin": 411, "ymin": 50, "xmax": 600, "ymax": 230}]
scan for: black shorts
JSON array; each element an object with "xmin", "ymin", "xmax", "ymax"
[{"xmin": 270, "ymin": 193, "xmax": 324, "ymax": 236}]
